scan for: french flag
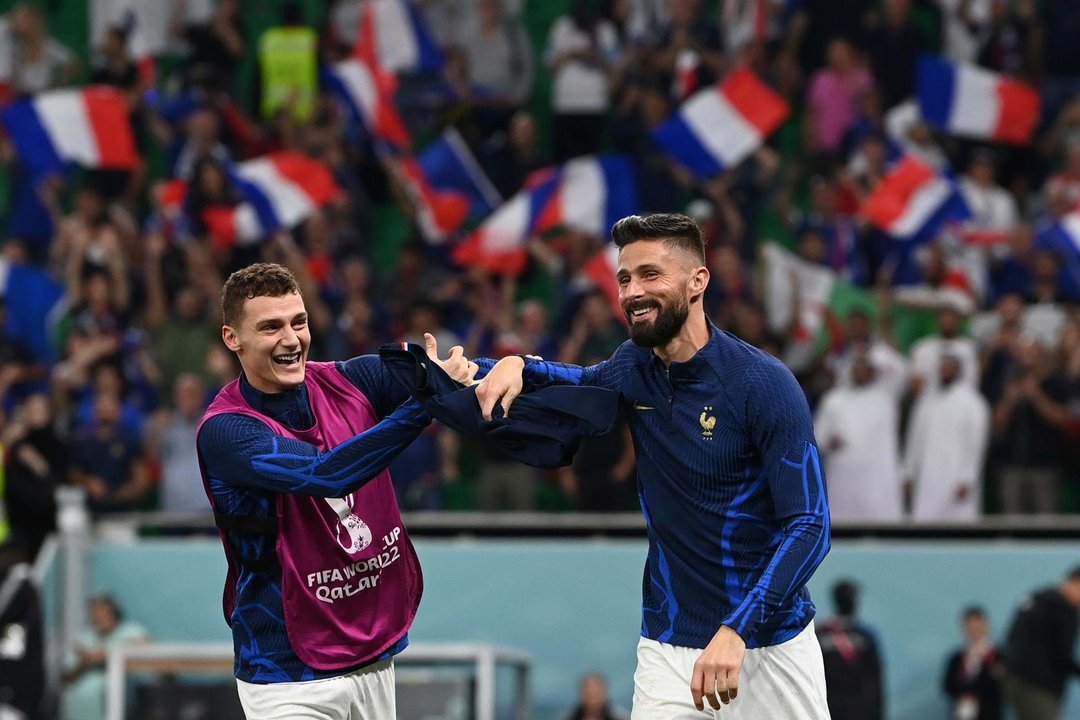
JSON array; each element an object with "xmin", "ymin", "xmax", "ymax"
[
  {"xmin": 917, "ymin": 56, "xmax": 1041, "ymax": 145},
  {"xmin": 195, "ymin": 153, "xmax": 341, "ymax": 249},
  {"xmin": 354, "ymin": 0, "xmax": 443, "ymax": 75},
  {"xmin": 400, "ymin": 127, "xmax": 502, "ymax": 244},
  {"xmin": 324, "ymin": 58, "xmax": 412, "ymax": 151},
  {"xmin": 583, "ymin": 243, "xmax": 625, "ymax": 321},
  {"xmin": 1038, "ymin": 213, "xmax": 1080, "ymax": 301},
  {"xmin": 0, "ymin": 87, "xmax": 138, "ymax": 182},
  {"xmin": 861, "ymin": 155, "xmax": 970, "ymax": 241},
  {"xmin": 453, "ymin": 155, "xmax": 638, "ymax": 276},
  {"xmin": 652, "ymin": 67, "xmax": 789, "ymax": 179}
]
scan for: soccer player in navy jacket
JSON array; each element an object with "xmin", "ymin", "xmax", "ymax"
[{"xmin": 476, "ymin": 213, "xmax": 832, "ymax": 719}]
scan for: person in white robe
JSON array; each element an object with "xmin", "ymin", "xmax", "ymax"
[
  {"xmin": 816, "ymin": 355, "xmax": 904, "ymax": 522},
  {"xmin": 904, "ymin": 355, "xmax": 991, "ymax": 522}
]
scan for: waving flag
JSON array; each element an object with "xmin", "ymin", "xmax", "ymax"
[
  {"xmin": 324, "ymin": 58, "xmax": 411, "ymax": 150},
  {"xmin": 161, "ymin": 153, "xmax": 341, "ymax": 249},
  {"xmin": 917, "ymin": 56, "xmax": 1040, "ymax": 145},
  {"xmin": 228, "ymin": 152, "xmax": 341, "ymax": 238},
  {"xmin": 354, "ymin": 0, "xmax": 443, "ymax": 75},
  {"xmin": 861, "ymin": 156, "xmax": 969, "ymax": 241},
  {"xmin": 0, "ymin": 87, "xmax": 138, "ymax": 182},
  {"xmin": 653, "ymin": 67, "xmax": 789, "ymax": 179},
  {"xmin": 400, "ymin": 127, "xmax": 502, "ymax": 244},
  {"xmin": 453, "ymin": 155, "xmax": 638, "ymax": 276},
  {"xmin": 584, "ymin": 244, "xmax": 624, "ymax": 320}
]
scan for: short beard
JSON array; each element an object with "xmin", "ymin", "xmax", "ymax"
[{"xmin": 627, "ymin": 296, "xmax": 690, "ymax": 348}]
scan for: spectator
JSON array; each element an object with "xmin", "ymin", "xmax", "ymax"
[
  {"xmin": 943, "ymin": 606, "xmax": 1004, "ymax": 720},
  {"xmin": 1, "ymin": 393, "xmax": 64, "ymax": 558},
  {"xmin": 908, "ymin": 303, "xmax": 981, "ymax": 398},
  {"xmin": 4, "ymin": 3, "xmax": 78, "ymax": 96},
  {"xmin": 172, "ymin": 0, "xmax": 246, "ymax": 90},
  {"xmin": 483, "ymin": 111, "xmax": 551, "ymax": 199},
  {"xmin": 61, "ymin": 595, "xmax": 149, "ymax": 720},
  {"xmin": 1002, "ymin": 566, "xmax": 1080, "ymax": 720},
  {"xmin": 826, "ymin": 308, "xmax": 909, "ymax": 399},
  {"xmin": 558, "ymin": 290, "xmax": 626, "ymax": 364},
  {"xmin": 456, "ymin": 0, "xmax": 534, "ymax": 136},
  {"xmin": 959, "ymin": 149, "xmax": 1020, "ymax": 248},
  {"xmin": 903, "ymin": 355, "xmax": 991, "ymax": 521},
  {"xmin": 936, "ymin": 0, "xmax": 991, "ymax": 64},
  {"xmin": 804, "ymin": 38, "xmax": 873, "ymax": 162},
  {"xmin": 815, "ymin": 354, "xmax": 903, "ymax": 522},
  {"xmin": 545, "ymin": 0, "xmax": 621, "ymax": 161},
  {"xmin": 257, "ymin": 2, "xmax": 317, "ymax": 122},
  {"xmin": 0, "ymin": 544, "xmax": 45, "ymax": 720},
  {"xmin": 562, "ymin": 672, "xmax": 629, "ymax": 720},
  {"xmin": 973, "ymin": 0, "xmax": 1035, "ymax": 78},
  {"xmin": 68, "ymin": 392, "xmax": 152, "ymax": 516},
  {"xmin": 146, "ymin": 373, "xmax": 209, "ymax": 514},
  {"xmin": 648, "ymin": 0, "xmax": 724, "ymax": 102},
  {"xmin": 816, "ymin": 579, "xmax": 884, "ymax": 720},
  {"xmin": 992, "ymin": 336, "xmax": 1068, "ymax": 514},
  {"xmin": 864, "ymin": 0, "xmax": 926, "ymax": 108}
]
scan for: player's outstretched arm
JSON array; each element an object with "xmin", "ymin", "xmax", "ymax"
[{"xmin": 199, "ymin": 401, "xmax": 431, "ymax": 498}]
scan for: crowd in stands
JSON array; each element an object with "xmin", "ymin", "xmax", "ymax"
[{"xmin": 2, "ymin": 0, "xmax": 1080, "ymax": 560}]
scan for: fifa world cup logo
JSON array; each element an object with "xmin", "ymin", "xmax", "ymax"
[{"xmin": 324, "ymin": 495, "xmax": 372, "ymax": 554}]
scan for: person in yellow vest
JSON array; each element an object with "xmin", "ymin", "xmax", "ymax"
[{"xmin": 257, "ymin": 1, "xmax": 317, "ymax": 123}]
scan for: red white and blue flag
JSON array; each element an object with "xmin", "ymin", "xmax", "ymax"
[
  {"xmin": 353, "ymin": 0, "xmax": 443, "ymax": 75},
  {"xmin": 0, "ymin": 86, "xmax": 138, "ymax": 182},
  {"xmin": 652, "ymin": 67, "xmax": 789, "ymax": 179},
  {"xmin": 324, "ymin": 57, "xmax": 412, "ymax": 151},
  {"xmin": 159, "ymin": 153, "xmax": 341, "ymax": 249},
  {"xmin": 399, "ymin": 127, "xmax": 502, "ymax": 244},
  {"xmin": 860, "ymin": 155, "xmax": 970, "ymax": 241},
  {"xmin": 917, "ymin": 56, "xmax": 1041, "ymax": 145},
  {"xmin": 453, "ymin": 154, "xmax": 638, "ymax": 276}
]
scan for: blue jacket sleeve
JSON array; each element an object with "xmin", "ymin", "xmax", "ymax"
[
  {"xmin": 720, "ymin": 360, "xmax": 831, "ymax": 641},
  {"xmin": 474, "ymin": 348, "xmax": 628, "ymax": 390},
  {"xmin": 198, "ymin": 399, "xmax": 430, "ymax": 497},
  {"xmin": 336, "ymin": 355, "xmax": 412, "ymax": 418}
]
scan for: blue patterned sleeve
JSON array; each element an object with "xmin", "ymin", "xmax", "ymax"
[
  {"xmin": 720, "ymin": 359, "xmax": 831, "ymax": 641},
  {"xmin": 337, "ymin": 355, "xmax": 411, "ymax": 418},
  {"xmin": 474, "ymin": 345, "xmax": 630, "ymax": 390},
  {"xmin": 198, "ymin": 401, "xmax": 430, "ymax": 497}
]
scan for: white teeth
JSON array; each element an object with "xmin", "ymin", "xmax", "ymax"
[
  {"xmin": 274, "ymin": 353, "xmax": 300, "ymax": 364},
  {"xmin": 633, "ymin": 308, "xmax": 652, "ymax": 316}
]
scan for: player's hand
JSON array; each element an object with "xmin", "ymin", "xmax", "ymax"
[
  {"xmin": 474, "ymin": 355, "xmax": 525, "ymax": 420},
  {"xmin": 691, "ymin": 625, "xmax": 746, "ymax": 710},
  {"xmin": 424, "ymin": 333, "xmax": 478, "ymax": 385}
]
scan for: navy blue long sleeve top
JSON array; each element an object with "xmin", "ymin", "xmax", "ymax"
[
  {"xmin": 479, "ymin": 325, "xmax": 831, "ymax": 648},
  {"xmin": 196, "ymin": 357, "xmax": 429, "ymax": 682}
]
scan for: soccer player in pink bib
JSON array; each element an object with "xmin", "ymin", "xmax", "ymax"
[{"xmin": 197, "ymin": 263, "xmax": 473, "ymax": 719}]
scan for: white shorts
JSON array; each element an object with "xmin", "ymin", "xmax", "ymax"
[
  {"xmin": 235, "ymin": 658, "xmax": 395, "ymax": 720},
  {"xmin": 632, "ymin": 622, "xmax": 830, "ymax": 720}
]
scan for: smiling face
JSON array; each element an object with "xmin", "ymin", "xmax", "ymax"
[
  {"xmin": 222, "ymin": 292, "xmax": 310, "ymax": 394},
  {"xmin": 617, "ymin": 240, "xmax": 707, "ymax": 349}
]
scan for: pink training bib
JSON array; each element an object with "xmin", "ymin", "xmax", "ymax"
[{"xmin": 199, "ymin": 362, "xmax": 423, "ymax": 670}]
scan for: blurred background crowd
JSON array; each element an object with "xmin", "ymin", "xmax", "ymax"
[{"xmin": 1, "ymin": 0, "xmax": 1080, "ymax": 568}]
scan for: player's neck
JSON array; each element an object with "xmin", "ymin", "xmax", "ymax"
[{"xmin": 654, "ymin": 310, "xmax": 710, "ymax": 366}]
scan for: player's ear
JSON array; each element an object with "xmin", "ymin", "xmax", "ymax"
[
  {"xmin": 689, "ymin": 265, "xmax": 709, "ymax": 296},
  {"xmin": 222, "ymin": 325, "xmax": 242, "ymax": 353}
]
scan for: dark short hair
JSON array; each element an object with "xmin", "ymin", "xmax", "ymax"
[
  {"xmin": 962, "ymin": 605, "xmax": 986, "ymax": 620},
  {"xmin": 1067, "ymin": 565, "xmax": 1080, "ymax": 581},
  {"xmin": 221, "ymin": 263, "xmax": 301, "ymax": 327},
  {"xmin": 611, "ymin": 213, "xmax": 706, "ymax": 264}
]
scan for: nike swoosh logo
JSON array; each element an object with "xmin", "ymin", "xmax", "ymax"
[{"xmin": 633, "ymin": 404, "xmax": 655, "ymax": 411}]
